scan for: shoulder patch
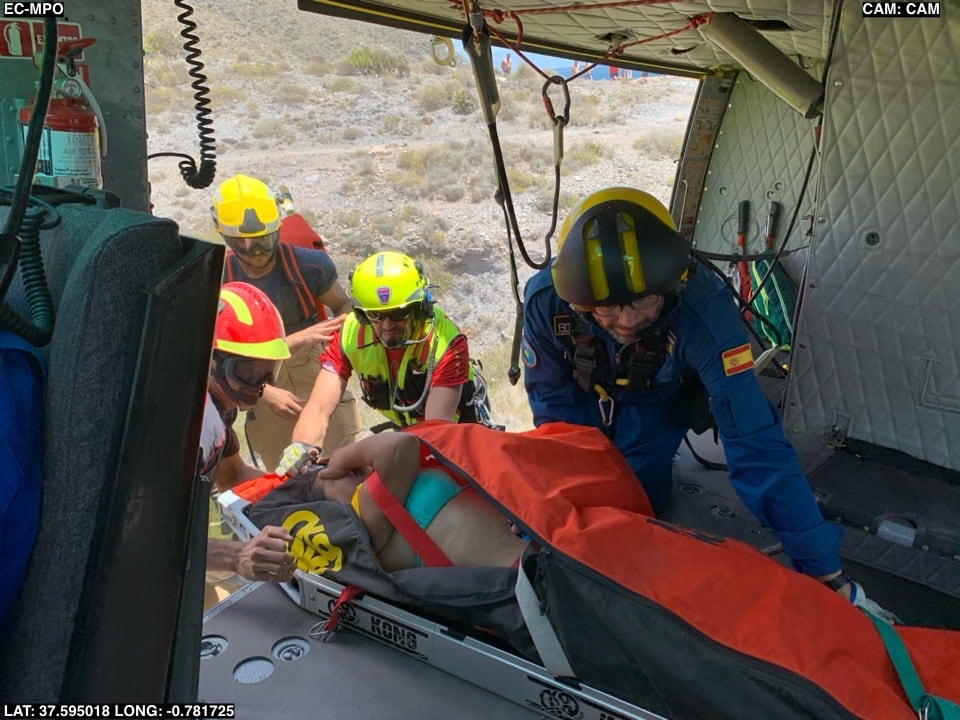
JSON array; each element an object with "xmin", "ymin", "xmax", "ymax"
[
  {"xmin": 721, "ymin": 343, "xmax": 754, "ymax": 376},
  {"xmin": 552, "ymin": 314, "xmax": 572, "ymax": 336},
  {"xmin": 521, "ymin": 337, "xmax": 537, "ymax": 368}
]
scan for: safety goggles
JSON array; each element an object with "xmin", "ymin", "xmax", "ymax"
[
  {"xmin": 363, "ymin": 307, "xmax": 412, "ymax": 323},
  {"xmin": 221, "ymin": 355, "xmax": 279, "ymax": 390},
  {"xmin": 570, "ymin": 294, "xmax": 662, "ymax": 320},
  {"xmin": 222, "ymin": 231, "xmax": 279, "ymax": 257}
]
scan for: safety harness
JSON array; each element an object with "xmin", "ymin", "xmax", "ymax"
[
  {"xmin": 223, "ymin": 242, "xmax": 327, "ymax": 328},
  {"xmin": 347, "ymin": 310, "xmax": 494, "ymax": 430},
  {"xmin": 564, "ymin": 301, "xmax": 673, "ymax": 426},
  {"xmin": 352, "ymin": 320, "xmax": 439, "ymax": 426}
]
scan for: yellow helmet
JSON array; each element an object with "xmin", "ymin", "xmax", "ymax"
[
  {"xmin": 551, "ymin": 187, "xmax": 690, "ymax": 308},
  {"xmin": 210, "ymin": 174, "xmax": 281, "ymax": 237},
  {"xmin": 350, "ymin": 251, "xmax": 429, "ymax": 313}
]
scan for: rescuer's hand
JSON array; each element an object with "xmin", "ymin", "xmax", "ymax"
[
  {"xmin": 285, "ymin": 315, "xmax": 346, "ymax": 353},
  {"xmin": 261, "ymin": 385, "xmax": 306, "ymax": 420},
  {"xmin": 275, "ymin": 441, "xmax": 321, "ymax": 477},
  {"xmin": 234, "ymin": 526, "xmax": 296, "ymax": 582},
  {"xmin": 849, "ymin": 582, "xmax": 901, "ymax": 625}
]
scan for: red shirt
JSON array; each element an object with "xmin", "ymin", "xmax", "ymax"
[{"xmin": 320, "ymin": 329, "xmax": 469, "ymax": 388}]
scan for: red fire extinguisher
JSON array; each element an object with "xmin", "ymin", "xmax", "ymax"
[{"xmin": 18, "ymin": 38, "xmax": 105, "ymax": 190}]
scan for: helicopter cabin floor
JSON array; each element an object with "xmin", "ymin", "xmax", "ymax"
[{"xmin": 666, "ymin": 410, "xmax": 960, "ymax": 630}]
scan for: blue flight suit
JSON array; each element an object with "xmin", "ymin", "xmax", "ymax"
[
  {"xmin": 521, "ymin": 265, "xmax": 842, "ymax": 577},
  {"xmin": 0, "ymin": 328, "xmax": 45, "ymax": 644}
]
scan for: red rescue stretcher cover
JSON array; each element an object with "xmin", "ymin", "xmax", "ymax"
[{"xmin": 237, "ymin": 421, "xmax": 960, "ymax": 720}]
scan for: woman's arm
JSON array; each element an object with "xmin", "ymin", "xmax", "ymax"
[{"xmin": 316, "ymin": 433, "xmax": 422, "ymax": 554}]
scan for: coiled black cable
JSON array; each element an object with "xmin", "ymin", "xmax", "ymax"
[
  {"xmin": 0, "ymin": 15, "xmax": 57, "ymax": 346},
  {"xmin": 146, "ymin": 0, "xmax": 217, "ymax": 189},
  {"xmin": 0, "ymin": 200, "xmax": 58, "ymax": 346}
]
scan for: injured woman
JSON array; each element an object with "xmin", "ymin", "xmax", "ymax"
[
  {"xmin": 306, "ymin": 430, "xmax": 528, "ymax": 570},
  {"xmin": 237, "ymin": 421, "xmax": 959, "ymax": 720}
]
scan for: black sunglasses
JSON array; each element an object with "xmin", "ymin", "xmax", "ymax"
[{"xmin": 364, "ymin": 307, "xmax": 412, "ymax": 323}]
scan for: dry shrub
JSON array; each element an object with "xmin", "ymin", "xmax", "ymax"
[
  {"xmin": 323, "ymin": 76, "xmax": 359, "ymax": 93},
  {"xmin": 210, "ymin": 86, "xmax": 246, "ymax": 110},
  {"xmin": 633, "ymin": 127, "xmax": 683, "ymax": 161},
  {"xmin": 305, "ymin": 59, "xmax": 329, "ymax": 76},
  {"xmin": 414, "ymin": 79, "xmax": 460, "ymax": 112},
  {"xmin": 230, "ymin": 61, "xmax": 284, "ymax": 78},
  {"xmin": 396, "ymin": 144, "xmax": 453, "ymax": 174},
  {"xmin": 276, "ymin": 83, "xmax": 311, "ymax": 104},
  {"xmin": 251, "ymin": 118, "xmax": 287, "ymax": 140},
  {"xmin": 563, "ymin": 140, "xmax": 610, "ymax": 171},
  {"xmin": 344, "ymin": 46, "xmax": 410, "ymax": 76}
]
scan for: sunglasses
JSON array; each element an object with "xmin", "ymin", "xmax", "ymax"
[
  {"xmin": 363, "ymin": 307, "xmax": 412, "ymax": 323},
  {"xmin": 570, "ymin": 294, "xmax": 663, "ymax": 319},
  {"xmin": 223, "ymin": 231, "xmax": 279, "ymax": 257}
]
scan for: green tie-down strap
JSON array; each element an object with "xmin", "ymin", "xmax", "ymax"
[
  {"xmin": 750, "ymin": 258, "xmax": 797, "ymax": 348},
  {"xmin": 864, "ymin": 610, "xmax": 960, "ymax": 720}
]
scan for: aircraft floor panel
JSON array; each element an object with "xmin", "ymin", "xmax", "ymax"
[{"xmin": 198, "ymin": 582, "xmax": 543, "ymax": 719}]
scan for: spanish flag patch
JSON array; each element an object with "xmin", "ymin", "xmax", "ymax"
[{"xmin": 721, "ymin": 343, "xmax": 754, "ymax": 376}]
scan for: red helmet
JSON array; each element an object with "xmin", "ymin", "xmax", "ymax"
[{"xmin": 214, "ymin": 282, "xmax": 290, "ymax": 361}]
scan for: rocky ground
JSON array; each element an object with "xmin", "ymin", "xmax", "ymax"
[{"xmin": 142, "ymin": 0, "xmax": 698, "ymax": 426}]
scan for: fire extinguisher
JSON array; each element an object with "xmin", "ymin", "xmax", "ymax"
[{"xmin": 18, "ymin": 37, "xmax": 106, "ymax": 190}]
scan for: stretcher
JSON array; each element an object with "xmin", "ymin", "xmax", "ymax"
[
  {"xmin": 211, "ymin": 483, "xmax": 663, "ymax": 720},
  {"xmin": 204, "ymin": 423, "xmax": 960, "ymax": 720}
]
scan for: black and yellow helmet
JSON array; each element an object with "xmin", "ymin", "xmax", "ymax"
[{"xmin": 551, "ymin": 187, "xmax": 691, "ymax": 307}]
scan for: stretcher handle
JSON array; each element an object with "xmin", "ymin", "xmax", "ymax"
[
  {"xmin": 737, "ymin": 199, "xmax": 750, "ymax": 241},
  {"xmin": 764, "ymin": 200, "xmax": 781, "ymax": 249},
  {"xmin": 736, "ymin": 200, "xmax": 752, "ymax": 308}
]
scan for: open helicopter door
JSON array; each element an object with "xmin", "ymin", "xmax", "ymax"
[{"xmin": 0, "ymin": 194, "xmax": 223, "ymax": 702}]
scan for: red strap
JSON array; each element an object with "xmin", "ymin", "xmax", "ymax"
[
  {"xmin": 363, "ymin": 471, "xmax": 453, "ymax": 567},
  {"xmin": 224, "ymin": 252, "xmax": 237, "ymax": 283},
  {"xmin": 277, "ymin": 243, "xmax": 316, "ymax": 322},
  {"xmin": 323, "ymin": 584, "xmax": 365, "ymax": 633}
]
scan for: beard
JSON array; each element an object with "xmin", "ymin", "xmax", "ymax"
[{"xmin": 236, "ymin": 247, "xmax": 277, "ymax": 276}]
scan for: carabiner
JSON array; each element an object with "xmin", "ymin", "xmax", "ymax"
[
  {"xmin": 593, "ymin": 384, "xmax": 615, "ymax": 427},
  {"xmin": 541, "ymin": 75, "xmax": 571, "ymax": 126},
  {"xmin": 308, "ymin": 621, "xmax": 336, "ymax": 644}
]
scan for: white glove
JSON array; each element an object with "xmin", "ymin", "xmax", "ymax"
[
  {"xmin": 850, "ymin": 581, "xmax": 901, "ymax": 625},
  {"xmin": 275, "ymin": 442, "xmax": 320, "ymax": 477}
]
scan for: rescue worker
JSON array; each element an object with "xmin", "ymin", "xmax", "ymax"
[
  {"xmin": 201, "ymin": 282, "xmax": 298, "ymax": 587},
  {"xmin": 275, "ymin": 251, "xmax": 480, "ymax": 476},
  {"xmin": 210, "ymin": 174, "xmax": 359, "ymax": 470},
  {"xmin": 520, "ymin": 186, "xmax": 896, "ymax": 619}
]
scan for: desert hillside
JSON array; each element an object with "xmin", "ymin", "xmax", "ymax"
[{"xmin": 142, "ymin": 0, "xmax": 698, "ymax": 427}]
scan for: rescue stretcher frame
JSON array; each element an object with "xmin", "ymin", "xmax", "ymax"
[{"xmin": 216, "ymin": 488, "xmax": 667, "ymax": 720}]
